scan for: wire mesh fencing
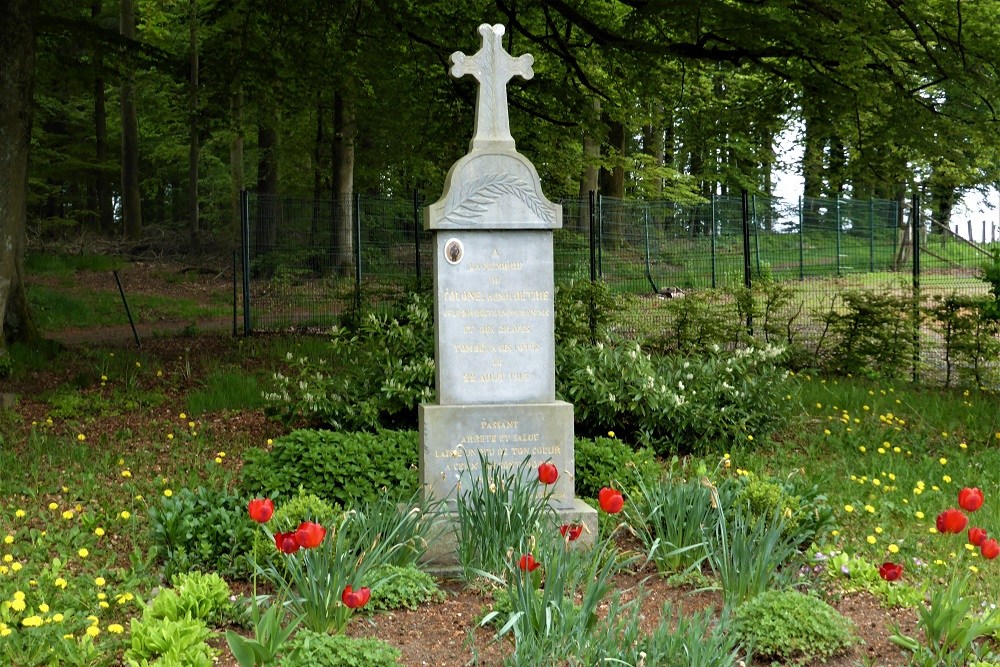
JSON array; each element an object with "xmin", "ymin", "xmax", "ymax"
[{"xmin": 239, "ymin": 190, "xmax": 997, "ymax": 383}]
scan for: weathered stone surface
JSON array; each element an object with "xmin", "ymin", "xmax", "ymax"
[
  {"xmin": 420, "ymin": 402, "xmax": 574, "ymax": 508},
  {"xmin": 433, "ymin": 230, "xmax": 555, "ymax": 405}
]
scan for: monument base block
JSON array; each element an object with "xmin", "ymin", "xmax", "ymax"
[{"xmin": 419, "ymin": 498, "xmax": 599, "ymax": 570}]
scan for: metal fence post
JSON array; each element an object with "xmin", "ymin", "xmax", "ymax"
[
  {"xmin": 240, "ymin": 189, "xmax": 251, "ymax": 335},
  {"xmin": 597, "ymin": 194, "xmax": 604, "ymax": 279},
  {"xmin": 798, "ymin": 196, "xmax": 805, "ymax": 281},
  {"xmin": 752, "ymin": 194, "xmax": 761, "ymax": 277},
  {"xmin": 412, "ymin": 189, "xmax": 422, "ymax": 287},
  {"xmin": 835, "ymin": 195, "xmax": 842, "ymax": 276},
  {"xmin": 710, "ymin": 194, "xmax": 717, "ymax": 289},
  {"xmin": 912, "ymin": 193, "xmax": 921, "ymax": 383},
  {"xmin": 354, "ymin": 193, "xmax": 362, "ymax": 313},
  {"xmin": 642, "ymin": 205, "xmax": 656, "ymax": 292},
  {"xmin": 588, "ymin": 190, "xmax": 597, "ymax": 342},
  {"xmin": 741, "ymin": 190, "xmax": 753, "ymax": 334},
  {"xmin": 231, "ymin": 250, "xmax": 237, "ymax": 337},
  {"xmin": 869, "ymin": 197, "xmax": 875, "ymax": 272}
]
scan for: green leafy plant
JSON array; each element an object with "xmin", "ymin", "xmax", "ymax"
[
  {"xmin": 124, "ymin": 615, "xmax": 217, "ymax": 667},
  {"xmin": 147, "ymin": 571, "xmax": 232, "ymax": 624},
  {"xmin": 553, "ymin": 278, "xmax": 623, "ymax": 344},
  {"xmin": 282, "ymin": 630, "xmax": 402, "ymax": 667},
  {"xmin": 241, "ymin": 429, "xmax": 418, "ymax": 506},
  {"xmin": 344, "ymin": 490, "xmax": 433, "ymax": 568},
  {"xmin": 734, "ymin": 589, "xmax": 858, "ymax": 665},
  {"xmin": 573, "ymin": 435, "xmax": 661, "ymax": 499},
  {"xmin": 146, "ymin": 486, "xmax": 256, "ymax": 579},
  {"xmin": 708, "ymin": 508, "xmax": 799, "ymax": 606},
  {"xmin": 226, "ymin": 602, "xmax": 304, "ymax": 667},
  {"xmin": 363, "ymin": 564, "xmax": 445, "ymax": 611},
  {"xmin": 455, "ymin": 453, "xmax": 556, "ymax": 581},
  {"xmin": 817, "ymin": 290, "xmax": 919, "ymax": 379},
  {"xmin": 263, "ymin": 292, "xmax": 434, "ymax": 430},
  {"xmin": 890, "ymin": 576, "xmax": 1000, "ymax": 666}
]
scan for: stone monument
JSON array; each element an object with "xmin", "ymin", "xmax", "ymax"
[{"xmin": 419, "ymin": 23, "xmax": 597, "ymax": 562}]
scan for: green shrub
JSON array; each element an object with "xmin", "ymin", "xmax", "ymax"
[
  {"xmin": 147, "ymin": 571, "xmax": 232, "ymax": 624},
  {"xmin": 734, "ymin": 589, "xmax": 858, "ymax": 664},
  {"xmin": 709, "ymin": 509, "xmax": 799, "ymax": 606},
  {"xmin": 283, "ymin": 631, "xmax": 401, "ymax": 667},
  {"xmin": 264, "ymin": 293, "xmax": 434, "ymax": 430},
  {"xmin": 553, "ymin": 279, "xmax": 622, "ymax": 344},
  {"xmin": 817, "ymin": 290, "xmax": 918, "ymax": 379},
  {"xmin": 557, "ymin": 339, "xmax": 793, "ymax": 455},
  {"xmin": 363, "ymin": 564, "xmax": 445, "ymax": 611},
  {"xmin": 574, "ymin": 436, "xmax": 660, "ymax": 499},
  {"xmin": 241, "ymin": 429, "xmax": 418, "ymax": 506},
  {"xmin": 146, "ymin": 486, "xmax": 256, "ymax": 579},
  {"xmin": 124, "ymin": 615, "xmax": 216, "ymax": 667}
]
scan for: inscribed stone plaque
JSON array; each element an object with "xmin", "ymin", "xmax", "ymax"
[
  {"xmin": 433, "ymin": 230, "xmax": 555, "ymax": 405},
  {"xmin": 420, "ymin": 402, "xmax": 575, "ymax": 508}
]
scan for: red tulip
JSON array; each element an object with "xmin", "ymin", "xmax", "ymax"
[
  {"xmin": 969, "ymin": 527, "xmax": 988, "ymax": 547},
  {"xmin": 958, "ymin": 487, "xmax": 984, "ymax": 513},
  {"xmin": 518, "ymin": 553, "xmax": 541, "ymax": 572},
  {"xmin": 878, "ymin": 562, "xmax": 903, "ymax": 582},
  {"xmin": 559, "ymin": 523, "xmax": 583, "ymax": 541},
  {"xmin": 981, "ymin": 538, "xmax": 1000, "ymax": 560},
  {"xmin": 274, "ymin": 531, "xmax": 300, "ymax": 554},
  {"xmin": 537, "ymin": 462, "xmax": 558, "ymax": 485},
  {"xmin": 341, "ymin": 585, "xmax": 371, "ymax": 609},
  {"xmin": 294, "ymin": 521, "xmax": 326, "ymax": 549},
  {"xmin": 247, "ymin": 498, "xmax": 274, "ymax": 523},
  {"xmin": 936, "ymin": 508, "xmax": 968, "ymax": 534},
  {"xmin": 598, "ymin": 487, "xmax": 624, "ymax": 514}
]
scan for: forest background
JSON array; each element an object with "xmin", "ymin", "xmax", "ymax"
[{"xmin": 2, "ymin": 0, "xmax": 1000, "ymax": 353}]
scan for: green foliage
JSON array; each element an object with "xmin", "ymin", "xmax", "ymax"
[
  {"xmin": 283, "ymin": 631, "xmax": 402, "ymax": 667},
  {"xmin": 124, "ymin": 615, "xmax": 217, "ymax": 667},
  {"xmin": 734, "ymin": 589, "xmax": 858, "ymax": 665},
  {"xmin": 925, "ymin": 294, "xmax": 1000, "ymax": 388},
  {"xmin": 264, "ymin": 293, "xmax": 434, "ymax": 430},
  {"xmin": 656, "ymin": 290, "xmax": 743, "ymax": 354},
  {"xmin": 708, "ymin": 509, "xmax": 799, "ymax": 606},
  {"xmin": 890, "ymin": 576, "xmax": 1000, "ymax": 666},
  {"xmin": 553, "ymin": 279, "xmax": 622, "ymax": 344},
  {"xmin": 344, "ymin": 490, "xmax": 433, "ymax": 567},
  {"xmin": 363, "ymin": 564, "xmax": 445, "ymax": 611},
  {"xmin": 455, "ymin": 453, "xmax": 556, "ymax": 581},
  {"xmin": 557, "ymin": 339, "xmax": 793, "ymax": 454},
  {"xmin": 735, "ymin": 471, "xmax": 837, "ymax": 548},
  {"xmin": 147, "ymin": 571, "xmax": 232, "ymax": 625},
  {"xmin": 226, "ymin": 602, "xmax": 304, "ymax": 667},
  {"xmin": 817, "ymin": 290, "xmax": 919, "ymax": 378},
  {"xmin": 624, "ymin": 476, "xmax": 740, "ymax": 573},
  {"xmin": 573, "ymin": 436, "xmax": 661, "ymax": 499},
  {"xmin": 146, "ymin": 486, "xmax": 256, "ymax": 579},
  {"xmin": 241, "ymin": 429, "xmax": 418, "ymax": 506},
  {"xmin": 822, "ymin": 552, "xmax": 924, "ymax": 608}
]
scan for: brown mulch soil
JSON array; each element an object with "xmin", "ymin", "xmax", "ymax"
[{"xmin": 5, "ymin": 330, "xmax": 919, "ymax": 667}]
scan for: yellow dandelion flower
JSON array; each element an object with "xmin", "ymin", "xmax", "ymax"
[
  {"xmin": 844, "ymin": 504, "xmax": 855, "ymax": 513},
  {"xmin": 166, "ymin": 433, "xmax": 174, "ymax": 440},
  {"xmin": 960, "ymin": 442, "xmax": 968, "ymax": 450},
  {"xmin": 877, "ymin": 447, "xmax": 885, "ymax": 454},
  {"xmin": 77, "ymin": 434, "xmax": 85, "ymax": 442},
  {"xmin": 943, "ymin": 475, "xmax": 952, "ymax": 483},
  {"xmin": 915, "ymin": 511, "xmax": 925, "ymax": 519},
  {"xmin": 930, "ymin": 527, "xmax": 938, "ymax": 534},
  {"xmin": 120, "ymin": 470, "xmax": 131, "ymax": 478},
  {"xmin": 95, "ymin": 577, "xmax": 105, "ymax": 587},
  {"xmin": 875, "ymin": 526, "xmax": 883, "ymax": 534},
  {"xmin": 163, "ymin": 489, "xmax": 172, "ymax": 497},
  {"xmin": 10, "ymin": 599, "xmax": 26, "ymax": 612},
  {"xmin": 54, "ymin": 578, "xmax": 66, "ymax": 589},
  {"xmin": 120, "ymin": 511, "xmax": 131, "ymax": 520},
  {"xmin": 85, "ymin": 626, "xmax": 99, "ymax": 638},
  {"xmin": 11, "ymin": 562, "xmax": 22, "ymax": 572},
  {"xmin": 52, "ymin": 613, "xmax": 63, "ymax": 622},
  {"xmin": 866, "ymin": 535, "xmax": 877, "ymax": 544},
  {"xmin": 179, "ymin": 412, "xmax": 186, "ymax": 420},
  {"xmin": 889, "ymin": 473, "xmax": 896, "ymax": 481},
  {"xmin": 939, "ymin": 457, "xmax": 948, "ymax": 465},
  {"xmin": 831, "ymin": 530, "xmax": 839, "ymax": 536},
  {"xmin": 61, "ymin": 510, "xmax": 73, "ymax": 520},
  {"xmin": 872, "ymin": 479, "xmax": 881, "ymax": 486},
  {"xmin": 94, "ymin": 527, "xmax": 105, "ymax": 537},
  {"xmin": 108, "ymin": 623, "xmax": 124, "ymax": 634},
  {"xmin": 14, "ymin": 510, "xmax": 25, "ymax": 518},
  {"xmin": 21, "ymin": 616, "xmax": 43, "ymax": 627},
  {"xmin": 77, "ymin": 548, "xmax": 89, "ymax": 558},
  {"xmin": 266, "ymin": 439, "xmax": 273, "ymax": 446},
  {"xmin": 38, "ymin": 603, "xmax": 48, "ymax": 613},
  {"xmin": 48, "ymin": 502, "xmax": 57, "ymax": 510},
  {"xmin": 864, "ymin": 504, "xmax": 875, "ymax": 513},
  {"xmin": 888, "ymin": 544, "xmax": 899, "ymax": 554},
  {"xmin": 970, "ymin": 565, "xmax": 979, "ymax": 573},
  {"xmin": 859, "ymin": 446, "xmax": 867, "ymax": 453},
  {"xmin": 893, "ymin": 447, "xmax": 901, "ymax": 453},
  {"xmin": 3, "ymin": 535, "xmax": 11, "ymax": 545}
]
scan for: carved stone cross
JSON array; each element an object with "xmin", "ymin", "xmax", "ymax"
[{"xmin": 450, "ymin": 24, "xmax": 534, "ymax": 151}]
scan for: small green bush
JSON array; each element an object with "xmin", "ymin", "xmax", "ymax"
[
  {"xmin": 283, "ymin": 630, "xmax": 401, "ymax": 667},
  {"xmin": 574, "ymin": 436, "xmax": 660, "ymax": 499},
  {"xmin": 146, "ymin": 486, "xmax": 256, "ymax": 579},
  {"xmin": 241, "ymin": 429, "xmax": 418, "ymax": 506},
  {"xmin": 363, "ymin": 564, "xmax": 445, "ymax": 611},
  {"xmin": 124, "ymin": 615, "xmax": 216, "ymax": 667},
  {"xmin": 147, "ymin": 571, "xmax": 232, "ymax": 624},
  {"xmin": 818, "ymin": 290, "xmax": 918, "ymax": 379},
  {"xmin": 554, "ymin": 279, "xmax": 623, "ymax": 344},
  {"xmin": 734, "ymin": 589, "xmax": 858, "ymax": 664}
]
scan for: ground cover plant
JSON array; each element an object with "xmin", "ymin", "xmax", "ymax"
[{"xmin": 4, "ymin": 321, "xmax": 1000, "ymax": 664}]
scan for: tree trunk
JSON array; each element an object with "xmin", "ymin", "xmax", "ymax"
[
  {"xmin": 92, "ymin": 0, "xmax": 113, "ymax": 235},
  {"xmin": 255, "ymin": 116, "xmax": 279, "ymax": 273},
  {"xmin": 229, "ymin": 88, "xmax": 244, "ymax": 235},
  {"xmin": 598, "ymin": 116, "xmax": 625, "ymax": 199},
  {"xmin": 120, "ymin": 0, "xmax": 143, "ymax": 240},
  {"xmin": 188, "ymin": 0, "xmax": 200, "ymax": 250},
  {"xmin": 311, "ymin": 95, "xmax": 325, "ymax": 248},
  {"xmin": 576, "ymin": 98, "xmax": 600, "ymax": 233},
  {"xmin": 0, "ymin": 0, "xmax": 42, "ymax": 350},
  {"xmin": 330, "ymin": 89, "xmax": 355, "ymax": 277}
]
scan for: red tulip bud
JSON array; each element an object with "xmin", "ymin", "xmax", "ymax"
[
  {"xmin": 294, "ymin": 521, "xmax": 326, "ymax": 549},
  {"xmin": 537, "ymin": 462, "xmax": 558, "ymax": 485},
  {"xmin": 981, "ymin": 538, "xmax": 1000, "ymax": 560},
  {"xmin": 878, "ymin": 562, "xmax": 903, "ymax": 582},
  {"xmin": 341, "ymin": 585, "xmax": 371, "ymax": 609},
  {"xmin": 559, "ymin": 523, "xmax": 583, "ymax": 541},
  {"xmin": 598, "ymin": 487, "xmax": 624, "ymax": 514},
  {"xmin": 969, "ymin": 527, "xmax": 988, "ymax": 547},
  {"xmin": 958, "ymin": 487, "xmax": 984, "ymax": 512},
  {"xmin": 274, "ymin": 531, "xmax": 300, "ymax": 554},
  {"xmin": 518, "ymin": 553, "xmax": 541, "ymax": 572},
  {"xmin": 247, "ymin": 498, "xmax": 274, "ymax": 523},
  {"xmin": 936, "ymin": 508, "xmax": 968, "ymax": 534}
]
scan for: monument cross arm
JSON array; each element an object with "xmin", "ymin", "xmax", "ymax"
[{"xmin": 450, "ymin": 23, "xmax": 533, "ymax": 151}]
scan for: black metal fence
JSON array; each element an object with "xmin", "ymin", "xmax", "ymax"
[{"xmin": 238, "ymin": 190, "xmax": 995, "ymax": 377}]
